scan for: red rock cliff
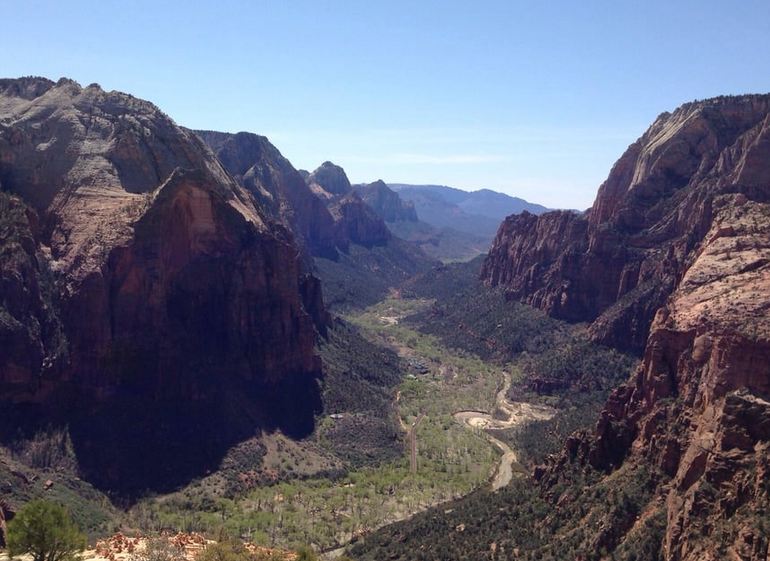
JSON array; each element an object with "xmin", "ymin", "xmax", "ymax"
[
  {"xmin": 521, "ymin": 95, "xmax": 770, "ymax": 560},
  {"xmin": 0, "ymin": 77, "xmax": 322, "ymax": 405},
  {"xmin": 482, "ymin": 94, "xmax": 770, "ymax": 352}
]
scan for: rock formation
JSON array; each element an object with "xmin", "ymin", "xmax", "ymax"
[
  {"xmin": 0, "ymin": 77, "xmax": 324, "ymax": 493},
  {"xmin": 307, "ymin": 161, "xmax": 353, "ymax": 197},
  {"xmin": 306, "ymin": 163, "xmax": 391, "ymax": 248},
  {"xmin": 354, "ymin": 180, "xmax": 418, "ymax": 223},
  {"xmin": 195, "ymin": 130, "xmax": 340, "ymax": 259},
  {"xmin": 513, "ymin": 95, "xmax": 770, "ymax": 560},
  {"xmin": 482, "ymin": 94, "xmax": 770, "ymax": 353}
]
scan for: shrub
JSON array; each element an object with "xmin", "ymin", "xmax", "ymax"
[{"xmin": 7, "ymin": 500, "xmax": 87, "ymax": 561}]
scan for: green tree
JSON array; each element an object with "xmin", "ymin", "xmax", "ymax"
[{"xmin": 7, "ymin": 500, "xmax": 87, "ymax": 561}]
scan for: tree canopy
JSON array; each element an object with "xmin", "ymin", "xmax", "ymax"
[{"xmin": 7, "ymin": 500, "xmax": 87, "ymax": 561}]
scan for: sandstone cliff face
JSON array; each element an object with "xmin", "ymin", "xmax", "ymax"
[
  {"xmin": 195, "ymin": 130, "xmax": 340, "ymax": 259},
  {"xmin": 0, "ymin": 193, "xmax": 66, "ymax": 386},
  {"xmin": 525, "ymin": 96, "xmax": 770, "ymax": 560},
  {"xmin": 482, "ymin": 95, "xmax": 770, "ymax": 352},
  {"xmin": 307, "ymin": 163, "xmax": 392, "ymax": 248},
  {"xmin": 308, "ymin": 161, "xmax": 352, "ymax": 197},
  {"xmin": 353, "ymin": 180, "xmax": 418, "ymax": 223},
  {"xmin": 0, "ymin": 78, "xmax": 324, "ymax": 491}
]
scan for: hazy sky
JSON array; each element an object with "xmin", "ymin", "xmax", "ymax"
[{"xmin": 2, "ymin": 0, "xmax": 770, "ymax": 209}]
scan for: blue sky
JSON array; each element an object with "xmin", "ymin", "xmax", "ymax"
[{"xmin": 2, "ymin": 1, "xmax": 769, "ymax": 208}]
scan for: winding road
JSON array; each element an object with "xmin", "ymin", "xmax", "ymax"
[{"xmin": 453, "ymin": 372, "xmax": 556, "ymax": 490}]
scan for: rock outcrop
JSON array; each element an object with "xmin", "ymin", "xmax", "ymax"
[
  {"xmin": 524, "ymin": 95, "xmax": 770, "ymax": 560},
  {"xmin": 307, "ymin": 163, "xmax": 391, "ymax": 248},
  {"xmin": 354, "ymin": 180, "xmax": 418, "ymax": 223},
  {"xmin": 482, "ymin": 94, "xmax": 770, "ymax": 352},
  {"xmin": 307, "ymin": 161, "xmax": 352, "ymax": 197},
  {"xmin": 0, "ymin": 77, "xmax": 324, "ymax": 493},
  {"xmin": 195, "ymin": 130, "xmax": 340, "ymax": 259}
]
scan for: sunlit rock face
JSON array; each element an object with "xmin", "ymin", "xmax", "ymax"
[
  {"xmin": 522, "ymin": 95, "xmax": 770, "ymax": 560},
  {"xmin": 482, "ymin": 94, "xmax": 770, "ymax": 353}
]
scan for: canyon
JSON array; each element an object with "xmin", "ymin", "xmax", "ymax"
[{"xmin": 1, "ymin": 77, "xmax": 769, "ymax": 561}]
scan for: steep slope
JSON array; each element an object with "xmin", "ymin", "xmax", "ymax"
[
  {"xmin": 195, "ymin": 130, "xmax": 339, "ymax": 259},
  {"xmin": 197, "ymin": 134, "xmax": 434, "ymax": 308},
  {"xmin": 355, "ymin": 94, "xmax": 770, "ymax": 561},
  {"xmin": 0, "ymin": 77, "xmax": 324, "ymax": 494},
  {"xmin": 483, "ymin": 94, "xmax": 770, "ymax": 352},
  {"xmin": 546, "ymin": 193, "xmax": 770, "ymax": 560},
  {"xmin": 305, "ymin": 163, "xmax": 435, "ymax": 308}
]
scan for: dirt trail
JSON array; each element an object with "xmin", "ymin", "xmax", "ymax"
[{"xmin": 453, "ymin": 372, "xmax": 556, "ymax": 490}]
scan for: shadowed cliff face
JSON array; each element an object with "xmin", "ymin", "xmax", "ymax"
[
  {"xmin": 512, "ymin": 96, "xmax": 770, "ymax": 560},
  {"xmin": 482, "ymin": 94, "xmax": 770, "ymax": 353},
  {"xmin": 0, "ymin": 77, "xmax": 324, "ymax": 495}
]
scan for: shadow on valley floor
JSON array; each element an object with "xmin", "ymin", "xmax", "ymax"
[{"xmin": 0, "ymin": 372, "xmax": 322, "ymax": 502}]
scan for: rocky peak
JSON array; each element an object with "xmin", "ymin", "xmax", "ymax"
[
  {"xmin": 482, "ymin": 93, "xmax": 770, "ymax": 352},
  {"xmin": 308, "ymin": 161, "xmax": 352, "ymax": 196},
  {"xmin": 195, "ymin": 129, "xmax": 340, "ymax": 259},
  {"xmin": 0, "ymin": 77, "xmax": 325, "ymax": 494},
  {"xmin": 0, "ymin": 76, "xmax": 55, "ymax": 100},
  {"xmin": 353, "ymin": 180, "xmax": 418, "ymax": 223}
]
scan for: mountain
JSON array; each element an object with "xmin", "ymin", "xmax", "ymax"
[
  {"xmin": 193, "ymin": 136, "xmax": 434, "ymax": 309},
  {"xmin": 353, "ymin": 180, "xmax": 418, "ymax": 222},
  {"xmin": 390, "ymin": 183, "xmax": 550, "ymax": 238},
  {"xmin": 0, "ymin": 77, "xmax": 326, "ymax": 495},
  {"xmin": 347, "ymin": 180, "xmax": 499, "ymax": 262},
  {"xmin": 305, "ymin": 164, "xmax": 434, "ymax": 307},
  {"xmin": 359, "ymin": 94, "xmax": 770, "ymax": 560},
  {"xmin": 194, "ymin": 130, "xmax": 340, "ymax": 259},
  {"xmin": 307, "ymin": 163, "xmax": 392, "ymax": 248}
]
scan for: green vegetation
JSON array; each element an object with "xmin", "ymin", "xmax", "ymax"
[
  {"xmin": 314, "ymin": 239, "xmax": 433, "ymax": 311},
  {"xmin": 0, "ymin": 446, "xmax": 117, "ymax": 537},
  {"xmin": 124, "ymin": 312, "xmax": 502, "ymax": 551},
  {"xmin": 350, "ymin": 463, "xmax": 666, "ymax": 561},
  {"xmin": 7, "ymin": 500, "xmax": 87, "ymax": 561},
  {"xmin": 400, "ymin": 259, "xmax": 638, "ymax": 470}
]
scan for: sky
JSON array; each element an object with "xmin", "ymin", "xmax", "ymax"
[{"xmin": 2, "ymin": 1, "xmax": 770, "ymax": 209}]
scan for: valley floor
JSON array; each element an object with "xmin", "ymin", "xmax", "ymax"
[
  {"xmin": 126, "ymin": 297, "xmax": 535, "ymax": 553},
  {"xmin": 453, "ymin": 372, "xmax": 556, "ymax": 491}
]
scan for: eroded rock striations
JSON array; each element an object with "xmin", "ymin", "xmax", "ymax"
[
  {"xmin": 0, "ymin": 77, "xmax": 324, "ymax": 493},
  {"xmin": 482, "ymin": 95, "xmax": 770, "ymax": 352},
  {"xmin": 195, "ymin": 130, "xmax": 340, "ymax": 259},
  {"xmin": 504, "ymin": 95, "xmax": 770, "ymax": 560}
]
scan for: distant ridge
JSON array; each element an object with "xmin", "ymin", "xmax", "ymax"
[{"xmin": 389, "ymin": 183, "xmax": 549, "ymax": 238}]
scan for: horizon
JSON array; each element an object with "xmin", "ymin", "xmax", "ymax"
[{"xmin": 2, "ymin": 0, "xmax": 769, "ymax": 208}]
